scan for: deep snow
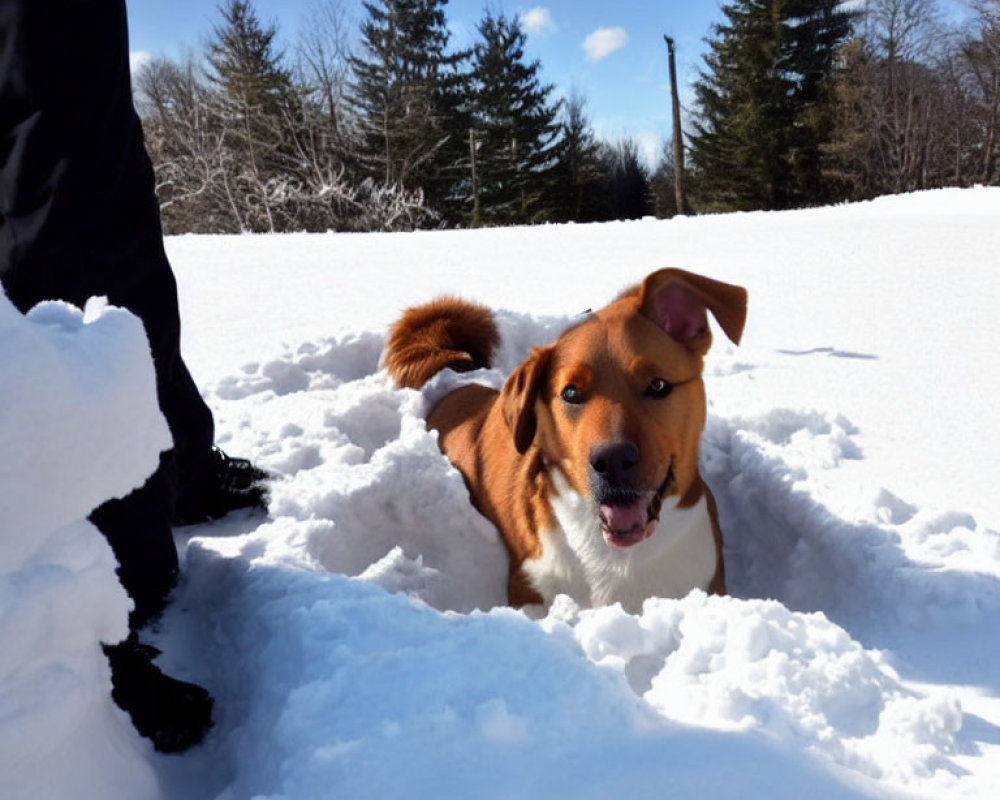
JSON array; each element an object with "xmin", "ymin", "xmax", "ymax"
[
  {"xmin": 0, "ymin": 296, "xmax": 169, "ymax": 799},
  {"xmin": 2, "ymin": 187, "xmax": 999, "ymax": 799}
]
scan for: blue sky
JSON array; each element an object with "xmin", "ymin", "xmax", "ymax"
[
  {"xmin": 126, "ymin": 0, "xmax": 725, "ymax": 164},
  {"xmin": 126, "ymin": 0, "xmax": 972, "ymax": 164}
]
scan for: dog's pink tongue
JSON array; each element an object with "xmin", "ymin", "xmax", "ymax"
[
  {"xmin": 600, "ymin": 502, "xmax": 646, "ymax": 532},
  {"xmin": 599, "ymin": 499, "xmax": 654, "ymax": 548}
]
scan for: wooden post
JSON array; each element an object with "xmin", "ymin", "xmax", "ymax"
[{"xmin": 664, "ymin": 35, "xmax": 687, "ymax": 215}]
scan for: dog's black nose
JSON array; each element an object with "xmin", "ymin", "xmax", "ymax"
[{"xmin": 589, "ymin": 440, "xmax": 640, "ymax": 488}]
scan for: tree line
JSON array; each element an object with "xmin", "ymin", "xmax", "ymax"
[
  {"xmin": 688, "ymin": 0, "xmax": 1000, "ymax": 211},
  {"xmin": 137, "ymin": 0, "xmax": 650, "ymax": 233},
  {"xmin": 136, "ymin": 0, "xmax": 1000, "ymax": 234}
]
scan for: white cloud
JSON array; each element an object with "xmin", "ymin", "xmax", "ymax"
[
  {"xmin": 582, "ymin": 27, "xmax": 628, "ymax": 62},
  {"xmin": 519, "ymin": 7, "xmax": 556, "ymax": 37},
  {"xmin": 129, "ymin": 50, "xmax": 152, "ymax": 77}
]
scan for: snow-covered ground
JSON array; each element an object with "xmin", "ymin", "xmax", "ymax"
[{"xmin": 3, "ymin": 188, "xmax": 999, "ymax": 798}]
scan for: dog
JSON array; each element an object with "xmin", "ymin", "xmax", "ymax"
[{"xmin": 384, "ymin": 268, "xmax": 747, "ymax": 614}]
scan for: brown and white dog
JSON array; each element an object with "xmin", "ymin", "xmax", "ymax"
[{"xmin": 385, "ymin": 268, "xmax": 747, "ymax": 614}]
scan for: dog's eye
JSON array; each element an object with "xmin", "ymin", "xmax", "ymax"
[
  {"xmin": 560, "ymin": 384, "xmax": 585, "ymax": 405},
  {"xmin": 645, "ymin": 378, "xmax": 673, "ymax": 399}
]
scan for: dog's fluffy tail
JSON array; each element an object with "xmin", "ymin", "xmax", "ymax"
[{"xmin": 384, "ymin": 297, "xmax": 500, "ymax": 389}]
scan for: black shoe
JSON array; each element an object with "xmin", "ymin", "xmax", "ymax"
[
  {"xmin": 174, "ymin": 447, "xmax": 270, "ymax": 525},
  {"xmin": 104, "ymin": 637, "xmax": 214, "ymax": 753}
]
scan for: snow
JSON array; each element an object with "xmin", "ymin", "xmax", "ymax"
[
  {"xmin": 3, "ymin": 186, "xmax": 1000, "ymax": 798},
  {"xmin": 0, "ymin": 295, "xmax": 170, "ymax": 800}
]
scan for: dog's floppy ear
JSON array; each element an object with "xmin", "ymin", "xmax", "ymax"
[
  {"xmin": 639, "ymin": 268, "xmax": 747, "ymax": 355},
  {"xmin": 501, "ymin": 345, "xmax": 553, "ymax": 454}
]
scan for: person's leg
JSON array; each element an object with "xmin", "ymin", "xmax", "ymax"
[
  {"xmin": 0, "ymin": 0, "xmax": 216, "ymax": 497},
  {"xmin": 89, "ymin": 453, "xmax": 180, "ymax": 630},
  {"xmin": 0, "ymin": 0, "xmax": 216, "ymax": 751}
]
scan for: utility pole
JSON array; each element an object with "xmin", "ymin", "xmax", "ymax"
[{"xmin": 664, "ymin": 35, "xmax": 687, "ymax": 215}]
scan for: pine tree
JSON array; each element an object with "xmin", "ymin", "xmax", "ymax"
[
  {"xmin": 785, "ymin": 0, "xmax": 856, "ymax": 203},
  {"xmin": 690, "ymin": 0, "xmax": 797, "ymax": 210},
  {"xmin": 207, "ymin": 0, "xmax": 292, "ymax": 110},
  {"xmin": 205, "ymin": 0, "xmax": 297, "ymax": 231},
  {"xmin": 548, "ymin": 92, "xmax": 606, "ymax": 222},
  {"xmin": 469, "ymin": 11, "xmax": 561, "ymax": 226},
  {"xmin": 427, "ymin": 42, "xmax": 475, "ymax": 225},
  {"xmin": 650, "ymin": 139, "xmax": 681, "ymax": 218},
  {"xmin": 690, "ymin": 0, "xmax": 852, "ymax": 211},
  {"xmin": 598, "ymin": 138, "xmax": 653, "ymax": 220},
  {"xmin": 347, "ymin": 0, "xmax": 468, "ymax": 221}
]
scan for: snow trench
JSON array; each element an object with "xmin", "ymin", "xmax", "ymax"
[{"xmin": 167, "ymin": 313, "xmax": 1000, "ymax": 798}]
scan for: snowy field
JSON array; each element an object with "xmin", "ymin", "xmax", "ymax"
[{"xmin": 3, "ymin": 187, "xmax": 999, "ymax": 799}]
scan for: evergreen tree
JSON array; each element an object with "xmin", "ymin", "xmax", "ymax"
[
  {"xmin": 548, "ymin": 91, "xmax": 606, "ymax": 222},
  {"xmin": 690, "ymin": 0, "xmax": 798, "ymax": 211},
  {"xmin": 650, "ymin": 139, "xmax": 681, "ymax": 218},
  {"xmin": 469, "ymin": 11, "xmax": 561, "ymax": 225},
  {"xmin": 207, "ymin": 0, "xmax": 292, "ymax": 110},
  {"xmin": 598, "ymin": 138, "xmax": 653, "ymax": 220},
  {"xmin": 347, "ymin": 0, "xmax": 469, "ymax": 221},
  {"xmin": 690, "ymin": 0, "xmax": 852, "ymax": 211},
  {"xmin": 429, "ymin": 45, "xmax": 475, "ymax": 225},
  {"xmin": 785, "ymin": 0, "xmax": 856, "ymax": 203},
  {"xmin": 205, "ymin": 0, "xmax": 297, "ymax": 231}
]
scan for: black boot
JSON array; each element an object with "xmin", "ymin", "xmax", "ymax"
[
  {"xmin": 104, "ymin": 635, "xmax": 214, "ymax": 753},
  {"xmin": 174, "ymin": 447, "xmax": 271, "ymax": 526}
]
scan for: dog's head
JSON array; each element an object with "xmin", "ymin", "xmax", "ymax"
[{"xmin": 501, "ymin": 268, "xmax": 747, "ymax": 549}]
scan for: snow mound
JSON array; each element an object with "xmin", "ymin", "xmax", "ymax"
[
  {"xmin": 172, "ymin": 551, "xmax": 883, "ymax": 800},
  {"xmin": 703, "ymin": 406, "xmax": 1000, "ymax": 628},
  {"xmin": 201, "ymin": 331, "xmax": 508, "ymax": 613},
  {"xmin": 553, "ymin": 592, "xmax": 963, "ymax": 786},
  {"xmin": 1, "ymin": 296, "xmax": 171, "ymax": 566},
  {"xmin": 0, "ymin": 292, "xmax": 169, "ymax": 800}
]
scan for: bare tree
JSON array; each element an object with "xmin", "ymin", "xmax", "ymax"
[
  {"xmin": 868, "ymin": 0, "xmax": 946, "ymax": 192},
  {"xmin": 936, "ymin": 41, "xmax": 983, "ymax": 185},
  {"xmin": 966, "ymin": 0, "xmax": 1000, "ymax": 183},
  {"xmin": 136, "ymin": 56, "xmax": 240, "ymax": 233},
  {"xmin": 295, "ymin": 0, "xmax": 353, "ymax": 144},
  {"xmin": 862, "ymin": 0, "xmax": 941, "ymax": 63},
  {"xmin": 137, "ymin": 48, "xmax": 432, "ymax": 233},
  {"xmin": 824, "ymin": 0, "xmax": 966, "ymax": 197}
]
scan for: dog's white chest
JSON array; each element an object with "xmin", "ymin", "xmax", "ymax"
[{"xmin": 523, "ymin": 475, "xmax": 718, "ymax": 614}]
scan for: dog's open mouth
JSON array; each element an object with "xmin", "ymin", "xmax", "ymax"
[{"xmin": 597, "ymin": 470, "xmax": 673, "ymax": 549}]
